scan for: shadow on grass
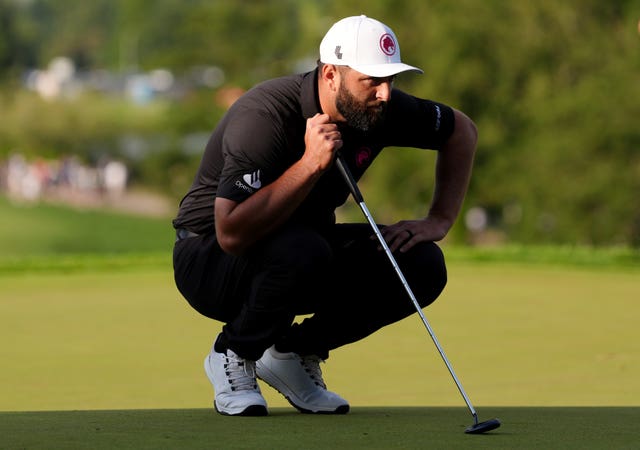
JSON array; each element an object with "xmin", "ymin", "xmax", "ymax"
[{"xmin": 2, "ymin": 407, "xmax": 638, "ymax": 449}]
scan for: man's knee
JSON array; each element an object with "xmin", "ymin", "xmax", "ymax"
[{"xmin": 402, "ymin": 241, "xmax": 447, "ymax": 308}]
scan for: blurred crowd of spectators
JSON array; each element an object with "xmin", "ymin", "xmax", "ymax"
[
  {"xmin": 24, "ymin": 56, "xmax": 225, "ymax": 104},
  {"xmin": 0, "ymin": 154, "xmax": 128, "ymax": 203}
]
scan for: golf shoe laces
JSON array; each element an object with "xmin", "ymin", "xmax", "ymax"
[
  {"xmin": 300, "ymin": 355, "xmax": 327, "ymax": 389},
  {"xmin": 224, "ymin": 353, "xmax": 259, "ymax": 392}
]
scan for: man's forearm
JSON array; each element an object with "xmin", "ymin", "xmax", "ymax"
[{"xmin": 428, "ymin": 109, "xmax": 477, "ymax": 229}]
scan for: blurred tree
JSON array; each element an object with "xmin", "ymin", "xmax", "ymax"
[
  {"xmin": 0, "ymin": 0, "xmax": 36, "ymax": 79},
  {"xmin": 1, "ymin": 0, "xmax": 638, "ymax": 246},
  {"xmin": 354, "ymin": 0, "xmax": 640, "ymax": 246}
]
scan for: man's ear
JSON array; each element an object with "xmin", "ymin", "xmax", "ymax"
[{"xmin": 321, "ymin": 64, "xmax": 340, "ymax": 91}]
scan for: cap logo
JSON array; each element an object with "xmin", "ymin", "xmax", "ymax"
[
  {"xmin": 334, "ymin": 45, "xmax": 343, "ymax": 60},
  {"xmin": 379, "ymin": 34, "xmax": 396, "ymax": 56}
]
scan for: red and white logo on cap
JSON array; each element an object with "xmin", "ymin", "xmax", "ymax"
[{"xmin": 379, "ymin": 34, "xmax": 396, "ymax": 56}]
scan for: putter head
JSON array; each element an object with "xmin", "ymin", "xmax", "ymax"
[{"xmin": 465, "ymin": 418, "xmax": 501, "ymax": 434}]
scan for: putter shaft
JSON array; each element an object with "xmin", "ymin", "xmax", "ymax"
[{"xmin": 335, "ymin": 154, "xmax": 478, "ymax": 423}]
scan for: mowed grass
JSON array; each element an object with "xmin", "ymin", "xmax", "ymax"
[
  {"xmin": 3, "ymin": 407, "xmax": 639, "ymax": 449},
  {"xmin": 0, "ymin": 197, "xmax": 638, "ymax": 410},
  {"xmin": 1, "ymin": 197, "xmax": 639, "ymax": 448},
  {"xmin": 1, "ymin": 261, "xmax": 639, "ymax": 449},
  {"xmin": 0, "ymin": 195, "xmax": 174, "ymax": 258},
  {"xmin": 1, "ymin": 262, "xmax": 638, "ymax": 412}
]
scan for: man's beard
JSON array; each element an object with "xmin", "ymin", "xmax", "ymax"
[{"xmin": 335, "ymin": 83, "xmax": 388, "ymax": 132}]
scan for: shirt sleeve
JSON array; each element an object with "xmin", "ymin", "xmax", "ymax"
[
  {"xmin": 382, "ymin": 90, "xmax": 455, "ymax": 149},
  {"xmin": 216, "ymin": 108, "xmax": 288, "ymax": 203}
]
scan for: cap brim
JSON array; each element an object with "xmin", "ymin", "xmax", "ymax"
[{"xmin": 349, "ymin": 63, "xmax": 423, "ymax": 78}]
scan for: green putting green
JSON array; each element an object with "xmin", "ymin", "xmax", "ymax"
[
  {"xmin": 1, "ymin": 252, "xmax": 638, "ymax": 448},
  {"xmin": 1, "ymin": 407, "xmax": 638, "ymax": 449},
  {"xmin": 1, "ymin": 262, "xmax": 637, "ymax": 410}
]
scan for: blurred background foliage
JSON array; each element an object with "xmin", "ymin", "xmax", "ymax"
[{"xmin": 0, "ymin": 0, "xmax": 639, "ymax": 247}]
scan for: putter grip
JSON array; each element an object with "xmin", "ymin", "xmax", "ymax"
[{"xmin": 335, "ymin": 153, "xmax": 364, "ymax": 203}]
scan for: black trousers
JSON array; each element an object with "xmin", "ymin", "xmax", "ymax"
[{"xmin": 173, "ymin": 223, "xmax": 447, "ymax": 361}]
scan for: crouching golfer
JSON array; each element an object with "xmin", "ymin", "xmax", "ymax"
[{"xmin": 172, "ymin": 15, "xmax": 477, "ymax": 416}]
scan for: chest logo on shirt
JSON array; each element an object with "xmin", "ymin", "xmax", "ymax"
[
  {"xmin": 242, "ymin": 169, "xmax": 262, "ymax": 189},
  {"xmin": 355, "ymin": 147, "xmax": 372, "ymax": 168}
]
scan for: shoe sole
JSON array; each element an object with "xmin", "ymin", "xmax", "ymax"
[
  {"xmin": 256, "ymin": 365, "xmax": 349, "ymax": 415},
  {"xmin": 214, "ymin": 402, "xmax": 268, "ymax": 417},
  {"xmin": 291, "ymin": 401, "xmax": 350, "ymax": 415}
]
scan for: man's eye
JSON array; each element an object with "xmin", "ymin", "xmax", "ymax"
[{"xmin": 369, "ymin": 77, "xmax": 394, "ymax": 86}]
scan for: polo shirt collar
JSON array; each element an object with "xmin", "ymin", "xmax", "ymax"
[{"xmin": 301, "ymin": 68, "xmax": 322, "ymax": 119}]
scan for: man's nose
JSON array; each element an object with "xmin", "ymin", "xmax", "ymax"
[{"xmin": 375, "ymin": 81, "xmax": 392, "ymax": 102}]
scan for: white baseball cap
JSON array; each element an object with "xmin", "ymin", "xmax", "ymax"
[{"xmin": 319, "ymin": 15, "xmax": 423, "ymax": 77}]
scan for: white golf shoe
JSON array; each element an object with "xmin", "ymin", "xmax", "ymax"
[
  {"xmin": 204, "ymin": 348, "xmax": 268, "ymax": 416},
  {"xmin": 256, "ymin": 346, "xmax": 349, "ymax": 414}
]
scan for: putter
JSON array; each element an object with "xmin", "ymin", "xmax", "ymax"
[{"xmin": 335, "ymin": 153, "xmax": 500, "ymax": 434}]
